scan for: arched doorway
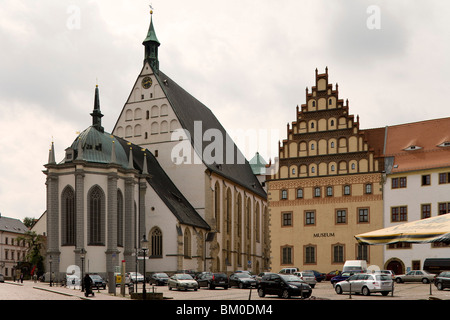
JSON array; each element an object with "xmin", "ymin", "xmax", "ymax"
[{"xmin": 385, "ymin": 258, "xmax": 404, "ymax": 275}]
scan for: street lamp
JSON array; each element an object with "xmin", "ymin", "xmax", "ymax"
[
  {"xmin": 141, "ymin": 234, "xmax": 149, "ymax": 300},
  {"xmin": 49, "ymin": 255, "xmax": 53, "ymax": 287},
  {"xmin": 80, "ymin": 249, "xmax": 86, "ymax": 292}
]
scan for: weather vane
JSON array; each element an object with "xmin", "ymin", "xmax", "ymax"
[{"xmin": 149, "ymin": 4, "xmax": 154, "ymax": 15}]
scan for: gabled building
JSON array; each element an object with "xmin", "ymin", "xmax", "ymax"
[
  {"xmin": 44, "ymin": 10, "xmax": 268, "ymax": 283},
  {"xmin": 112, "ymin": 12, "xmax": 268, "ymax": 273},
  {"xmin": 382, "ymin": 118, "xmax": 450, "ymax": 274},
  {"xmin": 267, "ymin": 68, "xmax": 385, "ymax": 273},
  {"xmin": 0, "ymin": 214, "xmax": 29, "ymax": 279},
  {"xmin": 44, "ymin": 84, "xmax": 210, "ymax": 287}
]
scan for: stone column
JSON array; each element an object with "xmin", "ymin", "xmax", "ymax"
[
  {"xmin": 46, "ymin": 172, "xmax": 60, "ymax": 280},
  {"xmin": 74, "ymin": 168, "xmax": 85, "ymax": 269},
  {"xmin": 106, "ymin": 172, "xmax": 119, "ymax": 293},
  {"xmin": 124, "ymin": 177, "xmax": 136, "ymax": 272}
]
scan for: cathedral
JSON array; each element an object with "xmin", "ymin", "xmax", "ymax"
[{"xmin": 43, "ymin": 12, "xmax": 268, "ymax": 286}]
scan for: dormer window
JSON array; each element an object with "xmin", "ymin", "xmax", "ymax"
[
  {"xmin": 65, "ymin": 147, "xmax": 74, "ymax": 162},
  {"xmin": 404, "ymin": 145, "xmax": 422, "ymax": 151},
  {"xmin": 438, "ymin": 141, "xmax": 450, "ymax": 148}
]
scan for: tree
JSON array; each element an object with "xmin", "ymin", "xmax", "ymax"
[
  {"xmin": 23, "ymin": 217, "xmax": 37, "ymax": 229},
  {"xmin": 17, "ymin": 231, "xmax": 45, "ymax": 277}
]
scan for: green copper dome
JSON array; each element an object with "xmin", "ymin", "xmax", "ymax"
[{"xmin": 69, "ymin": 126, "xmax": 130, "ymax": 169}]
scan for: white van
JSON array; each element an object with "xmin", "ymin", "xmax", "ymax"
[
  {"xmin": 279, "ymin": 267, "xmax": 299, "ymax": 274},
  {"xmin": 343, "ymin": 260, "xmax": 367, "ymax": 273}
]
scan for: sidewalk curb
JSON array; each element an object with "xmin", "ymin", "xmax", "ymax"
[{"xmin": 33, "ymin": 286, "xmax": 83, "ymax": 298}]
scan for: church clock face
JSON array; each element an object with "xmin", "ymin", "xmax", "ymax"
[{"xmin": 142, "ymin": 76, "xmax": 152, "ymax": 89}]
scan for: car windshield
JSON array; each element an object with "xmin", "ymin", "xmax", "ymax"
[
  {"xmin": 176, "ymin": 274, "xmax": 193, "ymax": 280},
  {"xmin": 235, "ymin": 273, "xmax": 250, "ymax": 278},
  {"xmin": 155, "ymin": 273, "xmax": 168, "ymax": 278},
  {"xmin": 280, "ymin": 274, "xmax": 302, "ymax": 282},
  {"xmin": 302, "ymin": 272, "xmax": 314, "ymax": 277},
  {"xmin": 375, "ymin": 274, "xmax": 391, "ymax": 281},
  {"xmin": 90, "ymin": 275, "xmax": 101, "ymax": 279}
]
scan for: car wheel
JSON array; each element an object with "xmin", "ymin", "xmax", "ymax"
[
  {"xmin": 395, "ymin": 278, "xmax": 402, "ymax": 284},
  {"xmin": 422, "ymin": 278, "xmax": 429, "ymax": 284},
  {"xmin": 168, "ymin": 285, "xmax": 172, "ymax": 291},
  {"xmin": 310, "ymin": 284, "xmax": 315, "ymax": 288},
  {"xmin": 335, "ymin": 285, "xmax": 343, "ymax": 294},
  {"xmin": 437, "ymin": 282, "xmax": 443, "ymax": 290},
  {"xmin": 381, "ymin": 291, "xmax": 390, "ymax": 296},
  {"xmin": 281, "ymin": 289, "xmax": 290, "ymax": 299},
  {"xmin": 362, "ymin": 286, "xmax": 370, "ymax": 296},
  {"xmin": 209, "ymin": 283, "xmax": 215, "ymax": 290},
  {"xmin": 239, "ymin": 283, "xmax": 244, "ymax": 289},
  {"xmin": 258, "ymin": 288, "xmax": 265, "ymax": 297},
  {"xmin": 303, "ymin": 291, "xmax": 311, "ymax": 299}
]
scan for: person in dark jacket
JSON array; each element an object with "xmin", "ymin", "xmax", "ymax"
[{"xmin": 84, "ymin": 274, "xmax": 94, "ymax": 297}]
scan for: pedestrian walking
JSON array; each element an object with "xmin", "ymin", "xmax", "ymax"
[{"xmin": 83, "ymin": 274, "xmax": 94, "ymax": 297}]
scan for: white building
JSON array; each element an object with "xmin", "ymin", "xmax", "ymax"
[
  {"xmin": 0, "ymin": 214, "xmax": 29, "ymax": 279},
  {"xmin": 43, "ymin": 11, "xmax": 268, "ymax": 288},
  {"xmin": 382, "ymin": 118, "xmax": 450, "ymax": 274}
]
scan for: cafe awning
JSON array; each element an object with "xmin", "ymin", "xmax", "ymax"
[{"xmin": 355, "ymin": 214, "xmax": 450, "ymax": 245}]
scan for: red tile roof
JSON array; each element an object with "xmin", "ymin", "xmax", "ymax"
[{"xmin": 384, "ymin": 117, "xmax": 450, "ymax": 173}]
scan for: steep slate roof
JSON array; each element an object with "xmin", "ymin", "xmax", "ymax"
[
  {"xmin": 115, "ymin": 137, "xmax": 211, "ymax": 230},
  {"xmin": 0, "ymin": 216, "xmax": 28, "ymax": 234},
  {"xmin": 154, "ymin": 69, "xmax": 267, "ymax": 199}
]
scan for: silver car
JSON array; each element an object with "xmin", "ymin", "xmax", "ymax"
[
  {"xmin": 168, "ymin": 273, "xmax": 198, "ymax": 291},
  {"xmin": 394, "ymin": 270, "xmax": 435, "ymax": 284},
  {"xmin": 294, "ymin": 272, "xmax": 317, "ymax": 288},
  {"xmin": 335, "ymin": 273, "xmax": 393, "ymax": 296}
]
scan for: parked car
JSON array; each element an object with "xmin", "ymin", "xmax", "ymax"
[
  {"xmin": 279, "ymin": 267, "xmax": 298, "ymax": 274},
  {"xmin": 255, "ymin": 272, "xmax": 275, "ymax": 284},
  {"xmin": 335, "ymin": 273, "xmax": 393, "ymax": 296},
  {"xmin": 394, "ymin": 270, "xmax": 435, "ymax": 284},
  {"xmin": 66, "ymin": 274, "xmax": 81, "ymax": 287},
  {"xmin": 257, "ymin": 273, "xmax": 312, "ymax": 299},
  {"xmin": 149, "ymin": 273, "xmax": 169, "ymax": 286},
  {"xmin": 294, "ymin": 271, "xmax": 317, "ymax": 288},
  {"xmin": 127, "ymin": 272, "xmax": 145, "ymax": 283},
  {"xmin": 305, "ymin": 270, "xmax": 326, "ymax": 282},
  {"xmin": 343, "ymin": 260, "xmax": 368, "ymax": 273},
  {"xmin": 89, "ymin": 274, "xmax": 107, "ymax": 289},
  {"xmin": 114, "ymin": 273, "xmax": 131, "ymax": 287},
  {"xmin": 375, "ymin": 270, "xmax": 395, "ymax": 279},
  {"xmin": 168, "ymin": 273, "xmax": 198, "ymax": 291},
  {"xmin": 229, "ymin": 273, "xmax": 257, "ymax": 288},
  {"xmin": 434, "ymin": 271, "xmax": 450, "ymax": 290},
  {"xmin": 197, "ymin": 272, "xmax": 229, "ymax": 289},
  {"xmin": 330, "ymin": 271, "xmax": 360, "ymax": 287},
  {"xmin": 0, "ymin": 274, "xmax": 4, "ymax": 283},
  {"xmin": 325, "ymin": 270, "xmax": 341, "ymax": 281}
]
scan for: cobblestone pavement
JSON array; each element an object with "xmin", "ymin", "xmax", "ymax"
[
  {"xmin": 1, "ymin": 280, "xmax": 450, "ymax": 301},
  {"xmin": 0, "ymin": 280, "xmax": 128, "ymax": 300}
]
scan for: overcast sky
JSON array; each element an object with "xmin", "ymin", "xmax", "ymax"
[{"xmin": 1, "ymin": 0, "xmax": 449, "ymax": 221}]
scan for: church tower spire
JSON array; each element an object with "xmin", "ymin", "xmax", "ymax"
[
  {"xmin": 142, "ymin": 9, "xmax": 160, "ymax": 73},
  {"xmin": 91, "ymin": 84, "xmax": 104, "ymax": 133}
]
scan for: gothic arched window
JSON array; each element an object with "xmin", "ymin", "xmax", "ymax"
[
  {"xmin": 117, "ymin": 190, "xmax": 124, "ymax": 247},
  {"xmin": 150, "ymin": 227, "xmax": 163, "ymax": 257},
  {"xmin": 184, "ymin": 228, "xmax": 192, "ymax": 258},
  {"xmin": 61, "ymin": 186, "xmax": 75, "ymax": 246},
  {"xmin": 88, "ymin": 185, "xmax": 105, "ymax": 245}
]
